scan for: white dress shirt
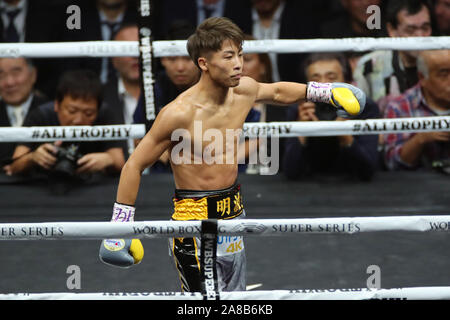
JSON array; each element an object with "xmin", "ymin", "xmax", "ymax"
[
  {"xmin": 251, "ymin": 1, "xmax": 285, "ymax": 82},
  {"xmin": 6, "ymin": 93, "xmax": 33, "ymax": 127}
]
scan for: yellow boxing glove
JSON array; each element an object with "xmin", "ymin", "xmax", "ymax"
[
  {"xmin": 99, "ymin": 202, "xmax": 144, "ymax": 268},
  {"xmin": 306, "ymin": 81, "xmax": 366, "ymax": 117}
]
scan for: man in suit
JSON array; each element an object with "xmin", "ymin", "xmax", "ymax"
[
  {"xmin": 153, "ymin": 0, "xmax": 253, "ymax": 40},
  {"xmin": 0, "ymin": 57, "xmax": 48, "ymax": 172},
  {"xmin": 103, "ymin": 23, "xmax": 140, "ymax": 158},
  {"xmin": 0, "ymin": 0, "xmax": 67, "ymax": 98},
  {"xmin": 60, "ymin": 0, "xmax": 138, "ymax": 84}
]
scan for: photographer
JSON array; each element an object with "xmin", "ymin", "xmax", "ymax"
[
  {"xmin": 283, "ymin": 53, "xmax": 380, "ymax": 181},
  {"xmin": 6, "ymin": 70, "xmax": 125, "ymax": 180}
]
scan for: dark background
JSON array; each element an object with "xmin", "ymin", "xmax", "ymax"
[{"xmin": 0, "ymin": 171, "xmax": 449, "ymax": 294}]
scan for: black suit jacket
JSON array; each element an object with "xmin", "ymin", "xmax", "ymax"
[
  {"xmin": 154, "ymin": 0, "xmax": 253, "ymax": 40},
  {"xmin": 60, "ymin": 0, "xmax": 138, "ymax": 79},
  {"xmin": 0, "ymin": 0, "xmax": 68, "ymax": 99},
  {"xmin": 157, "ymin": 1, "xmax": 320, "ymax": 82},
  {"xmin": 0, "ymin": 94, "xmax": 49, "ymax": 165}
]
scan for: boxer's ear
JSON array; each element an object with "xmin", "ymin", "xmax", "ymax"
[{"xmin": 198, "ymin": 57, "xmax": 208, "ymax": 72}]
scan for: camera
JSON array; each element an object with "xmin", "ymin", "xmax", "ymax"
[
  {"xmin": 314, "ymin": 102, "xmax": 337, "ymax": 121},
  {"xmin": 53, "ymin": 143, "xmax": 82, "ymax": 177}
]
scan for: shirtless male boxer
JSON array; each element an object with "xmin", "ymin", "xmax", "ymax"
[{"xmin": 99, "ymin": 17, "xmax": 366, "ymax": 292}]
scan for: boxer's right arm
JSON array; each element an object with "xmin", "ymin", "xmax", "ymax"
[
  {"xmin": 100, "ymin": 104, "xmax": 187, "ymax": 268},
  {"xmin": 116, "ymin": 104, "xmax": 186, "ymax": 206}
]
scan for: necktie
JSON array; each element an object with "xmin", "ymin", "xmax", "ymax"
[
  {"xmin": 102, "ymin": 21, "xmax": 120, "ymax": 82},
  {"xmin": 12, "ymin": 107, "xmax": 23, "ymax": 127},
  {"xmin": 5, "ymin": 9, "xmax": 21, "ymax": 42},
  {"xmin": 102, "ymin": 21, "xmax": 120, "ymax": 40},
  {"xmin": 203, "ymin": 6, "xmax": 214, "ymax": 19}
]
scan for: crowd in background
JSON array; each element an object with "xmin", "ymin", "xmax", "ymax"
[{"xmin": 0, "ymin": 0, "xmax": 449, "ymax": 190}]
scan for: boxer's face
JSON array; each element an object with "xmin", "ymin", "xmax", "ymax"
[
  {"xmin": 200, "ymin": 40, "xmax": 243, "ymax": 88},
  {"xmin": 55, "ymin": 96, "xmax": 98, "ymax": 126},
  {"xmin": 0, "ymin": 58, "xmax": 36, "ymax": 106}
]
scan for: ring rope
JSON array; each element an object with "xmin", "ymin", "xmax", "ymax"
[
  {"xmin": 1, "ymin": 215, "xmax": 449, "ymax": 240},
  {"xmin": 0, "ymin": 116, "xmax": 448, "ymax": 142},
  {"xmin": 2, "ymin": 286, "xmax": 450, "ymax": 300},
  {"xmin": 0, "ymin": 37, "xmax": 448, "ymax": 58}
]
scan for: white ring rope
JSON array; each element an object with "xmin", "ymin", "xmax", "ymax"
[
  {"xmin": 0, "ymin": 116, "xmax": 448, "ymax": 142},
  {"xmin": 2, "ymin": 287, "xmax": 450, "ymax": 300},
  {"xmin": 0, "ymin": 37, "xmax": 448, "ymax": 58},
  {"xmin": 1, "ymin": 215, "xmax": 449, "ymax": 240}
]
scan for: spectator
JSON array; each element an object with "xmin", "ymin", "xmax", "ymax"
[
  {"xmin": 0, "ymin": 0, "xmax": 67, "ymax": 98},
  {"xmin": 103, "ymin": 23, "xmax": 140, "ymax": 158},
  {"xmin": 6, "ymin": 70, "xmax": 125, "ymax": 184},
  {"xmin": 0, "ymin": 58, "xmax": 48, "ymax": 170},
  {"xmin": 60, "ymin": 0, "xmax": 138, "ymax": 84},
  {"xmin": 321, "ymin": 0, "xmax": 383, "ymax": 38},
  {"xmin": 134, "ymin": 21, "xmax": 200, "ymax": 172},
  {"xmin": 153, "ymin": 0, "xmax": 253, "ymax": 40},
  {"xmin": 249, "ymin": 0, "xmax": 320, "ymax": 82},
  {"xmin": 433, "ymin": 0, "xmax": 450, "ymax": 35},
  {"xmin": 384, "ymin": 49, "xmax": 450, "ymax": 171},
  {"xmin": 353, "ymin": 0, "xmax": 434, "ymax": 115},
  {"xmin": 283, "ymin": 53, "xmax": 380, "ymax": 181}
]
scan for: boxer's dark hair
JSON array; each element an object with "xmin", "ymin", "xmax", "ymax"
[
  {"xmin": 187, "ymin": 17, "xmax": 244, "ymax": 69},
  {"xmin": 55, "ymin": 70, "xmax": 103, "ymax": 108}
]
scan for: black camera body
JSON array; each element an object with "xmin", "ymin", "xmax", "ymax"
[
  {"xmin": 53, "ymin": 143, "xmax": 82, "ymax": 177},
  {"xmin": 314, "ymin": 102, "xmax": 337, "ymax": 121}
]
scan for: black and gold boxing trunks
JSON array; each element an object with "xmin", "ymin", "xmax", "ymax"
[{"xmin": 168, "ymin": 182, "xmax": 246, "ymax": 292}]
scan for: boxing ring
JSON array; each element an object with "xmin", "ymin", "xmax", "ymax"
[{"xmin": 1, "ymin": 7, "xmax": 450, "ymax": 300}]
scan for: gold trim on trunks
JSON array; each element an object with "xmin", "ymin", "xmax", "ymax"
[{"xmin": 172, "ymin": 197, "xmax": 209, "ymax": 221}]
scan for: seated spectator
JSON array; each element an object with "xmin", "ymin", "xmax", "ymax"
[
  {"xmin": 433, "ymin": 0, "xmax": 450, "ymax": 35},
  {"xmin": 320, "ymin": 0, "xmax": 383, "ymax": 38},
  {"xmin": 134, "ymin": 21, "xmax": 200, "ymax": 172},
  {"xmin": 0, "ymin": 57, "xmax": 48, "ymax": 171},
  {"xmin": 353, "ymin": 0, "xmax": 434, "ymax": 115},
  {"xmin": 103, "ymin": 23, "xmax": 140, "ymax": 158},
  {"xmin": 6, "ymin": 70, "xmax": 125, "ymax": 187},
  {"xmin": 384, "ymin": 49, "xmax": 450, "ymax": 171},
  {"xmin": 283, "ymin": 53, "xmax": 380, "ymax": 181}
]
